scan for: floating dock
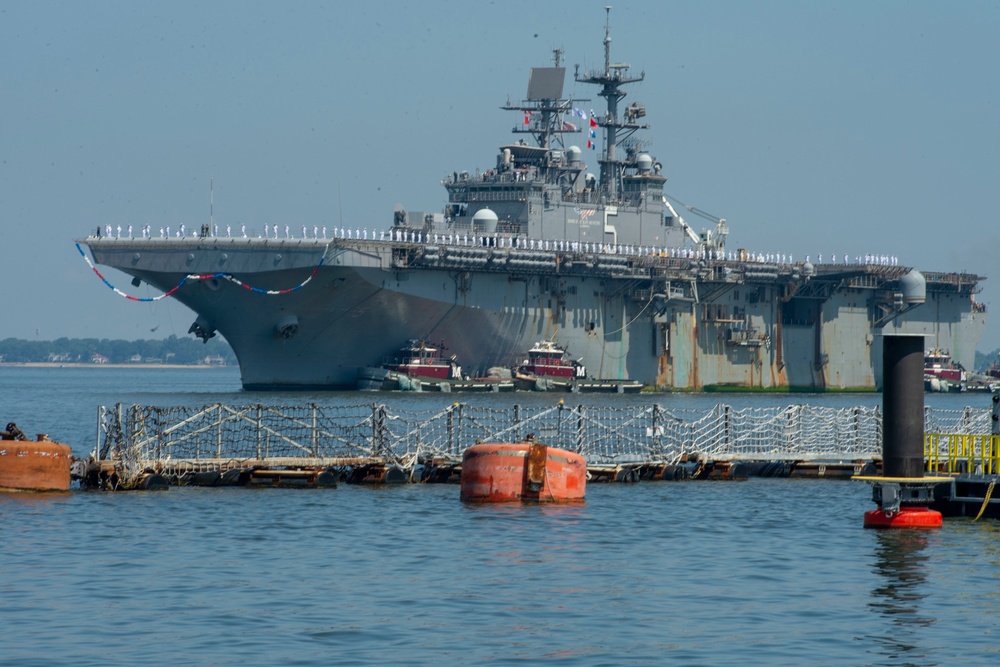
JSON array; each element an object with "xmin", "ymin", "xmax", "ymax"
[
  {"xmin": 67, "ymin": 399, "xmax": 1000, "ymax": 508},
  {"xmin": 923, "ymin": 430, "xmax": 1000, "ymax": 519}
]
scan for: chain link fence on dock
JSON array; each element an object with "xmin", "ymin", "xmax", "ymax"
[{"xmin": 92, "ymin": 401, "xmax": 995, "ymax": 487}]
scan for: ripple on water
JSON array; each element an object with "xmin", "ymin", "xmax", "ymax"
[{"xmin": 4, "ymin": 428, "xmax": 1000, "ymax": 664}]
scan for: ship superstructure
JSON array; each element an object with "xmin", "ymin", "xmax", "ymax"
[{"xmin": 80, "ymin": 10, "xmax": 986, "ymax": 390}]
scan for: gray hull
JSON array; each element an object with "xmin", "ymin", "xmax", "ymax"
[{"xmin": 84, "ymin": 237, "xmax": 985, "ymax": 390}]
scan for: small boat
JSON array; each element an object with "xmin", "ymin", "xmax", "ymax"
[
  {"xmin": 460, "ymin": 435, "xmax": 586, "ymax": 502},
  {"xmin": 514, "ymin": 341, "xmax": 586, "ymax": 391},
  {"xmin": 0, "ymin": 422, "xmax": 73, "ymax": 493},
  {"xmin": 924, "ymin": 348, "xmax": 966, "ymax": 392},
  {"xmin": 514, "ymin": 341, "xmax": 642, "ymax": 393},
  {"xmin": 358, "ymin": 340, "xmax": 514, "ymax": 392},
  {"xmin": 384, "ymin": 339, "xmax": 462, "ymax": 380}
]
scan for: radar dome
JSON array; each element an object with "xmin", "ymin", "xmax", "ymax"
[
  {"xmin": 566, "ymin": 146, "xmax": 582, "ymax": 165},
  {"xmin": 898, "ymin": 270, "xmax": 926, "ymax": 305},
  {"xmin": 472, "ymin": 207, "xmax": 499, "ymax": 233},
  {"xmin": 637, "ymin": 154, "xmax": 653, "ymax": 173}
]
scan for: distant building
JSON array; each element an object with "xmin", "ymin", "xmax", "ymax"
[
  {"xmin": 91, "ymin": 353, "xmax": 109, "ymax": 364},
  {"xmin": 201, "ymin": 355, "xmax": 227, "ymax": 366}
]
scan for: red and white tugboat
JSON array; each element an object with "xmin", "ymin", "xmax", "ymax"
[
  {"xmin": 358, "ymin": 340, "xmax": 514, "ymax": 392},
  {"xmin": 385, "ymin": 339, "xmax": 461, "ymax": 382},
  {"xmin": 923, "ymin": 348, "xmax": 966, "ymax": 392},
  {"xmin": 515, "ymin": 341, "xmax": 586, "ymax": 391},
  {"xmin": 514, "ymin": 342, "xmax": 641, "ymax": 392}
]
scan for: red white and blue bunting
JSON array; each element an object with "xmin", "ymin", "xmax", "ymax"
[{"xmin": 76, "ymin": 242, "xmax": 326, "ymax": 302}]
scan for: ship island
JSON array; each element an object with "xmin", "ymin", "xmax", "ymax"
[{"xmin": 80, "ymin": 11, "xmax": 986, "ymax": 392}]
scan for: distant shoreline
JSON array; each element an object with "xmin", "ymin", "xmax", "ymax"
[{"xmin": 0, "ymin": 362, "xmax": 229, "ymax": 369}]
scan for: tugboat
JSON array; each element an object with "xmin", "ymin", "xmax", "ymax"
[
  {"xmin": 358, "ymin": 340, "xmax": 513, "ymax": 392},
  {"xmin": 515, "ymin": 341, "xmax": 586, "ymax": 391},
  {"xmin": 924, "ymin": 348, "xmax": 966, "ymax": 392},
  {"xmin": 515, "ymin": 341, "xmax": 641, "ymax": 393},
  {"xmin": 385, "ymin": 339, "xmax": 462, "ymax": 382},
  {"xmin": 0, "ymin": 422, "xmax": 73, "ymax": 493},
  {"xmin": 985, "ymin": 354, "xmax": 1000, "ymax": 380}
]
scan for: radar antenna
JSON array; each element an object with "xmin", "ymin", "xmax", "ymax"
[
  {"xmin": 502, "ymin": 47, "xmax": 583, "ymax": 151},
  {"xmin": 575, "ymin": 5, "xmax": 647, "ymax": 201}
]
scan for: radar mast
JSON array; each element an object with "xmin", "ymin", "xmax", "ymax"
[
  {"xmin": 502, "ymin": 48, "xmax": 579, "ymax": 151},
  {"xmin": 574, "ymin": 6, "xmax": 648, "ymax": 201}
]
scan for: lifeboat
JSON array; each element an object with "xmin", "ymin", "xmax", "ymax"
[
  {"xmin": 460, "ymin": 436, "xmax": 586, "ymax": 502},
  {"xmin": 0, "ymin": 422, "xmax": 73, "ymax": 493}
]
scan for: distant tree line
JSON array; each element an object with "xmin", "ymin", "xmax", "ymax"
[{"xmin": 0, "ymin": 336, "xmax": 237, "ymax": 365}]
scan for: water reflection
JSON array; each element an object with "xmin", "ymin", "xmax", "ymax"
[
  {"xmin": 866, "ymin": 530, "xmax": 937, "ymax": 666},
  {"xmin": 870, "ymin": 531, "xmax": 933, "ymax": 622}
]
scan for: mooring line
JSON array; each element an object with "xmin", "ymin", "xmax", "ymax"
[{"xmin": 973, "ymin": 478, "xmax": 996, "ymax": 521}]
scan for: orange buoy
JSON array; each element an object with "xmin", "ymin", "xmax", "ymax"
[
  {"xmin": 460, "ymin": 437, "xmax": 586, "ymax": 502},
  {"xmin": 863, "ymin": 506, "xmax": 943, "ymax": 529},
  {"xmin": 0, "ymin": 426, "xmax": 73, "ymax": 493}
]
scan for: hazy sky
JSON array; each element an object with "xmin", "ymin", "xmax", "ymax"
[{"xmin": 3, "ymin": 1, "xmax": 999, "ymax": 350}]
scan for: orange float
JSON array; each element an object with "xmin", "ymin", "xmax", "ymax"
[
  {"xmin": 863, "ymin": 506, "xmax": 943, "ymax": 529},
  {"xmin": 460, "ymin": 436, "xmax": 586, "ymax": 502},
  {"xmin": 0, "ymin": 423, "xmax": 73, "ymax": 493}
]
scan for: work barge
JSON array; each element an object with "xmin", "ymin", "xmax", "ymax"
[{"xmin": 75, "ymin": 400, "xmax": 1000, "ymax": 511}]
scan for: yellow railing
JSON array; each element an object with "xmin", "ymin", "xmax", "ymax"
[{"xmin": 925, "ymin": 433, "xmax": 1000, "ymax": 475}]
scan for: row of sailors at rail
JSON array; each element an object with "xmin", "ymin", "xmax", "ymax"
[
  {"xmin": 110, "ymin": 222, "xmax": 361, "ymax": 240},
  {"xmin": 100, "ymin": 224, "xmax": 899, "ymax": 266},
  {"xmin": 806, "ymin": 254, "xmax": 900, "ymax": 266},
  {"xmin": 114, "ymin": 223, "xmax": 326, "ymax": 240},
  {"xmin": 383, "ymin": 229, "xmax": 900, "ymax": 265}
]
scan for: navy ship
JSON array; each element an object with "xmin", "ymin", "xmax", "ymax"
[{"xmin": 81, "ymin": 10, "xmax": 986, "ymax": 390}]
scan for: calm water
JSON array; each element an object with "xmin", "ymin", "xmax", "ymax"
[{"xmin": 2, "ymin": 366, "xmax": 999, "ymax": 666}]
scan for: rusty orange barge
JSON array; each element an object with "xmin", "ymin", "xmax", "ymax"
[
  {"xmin": 0, "ymin": 422, "xmax": 73, "ymax": 493},
  {"xmin": 460, "ymin": 436, "xmax": 586, "ymax": 502}
]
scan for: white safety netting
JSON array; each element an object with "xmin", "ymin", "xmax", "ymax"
[{"xmin": 95, "ymin": 402, "xmax": 994, "ymax": 484}]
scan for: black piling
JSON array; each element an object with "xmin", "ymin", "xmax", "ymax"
[
  {"xmin": 860, "ymin": 333, "xmax": 942, "ymax": 528},
  {"xmin": 882, "ymin": 334, "xmax": 925, "ymax": 478}
]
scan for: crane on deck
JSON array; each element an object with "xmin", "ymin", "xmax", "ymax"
[{"xmin": 662, "ymin": 195, "xmax": 728, "ymax": 253}]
